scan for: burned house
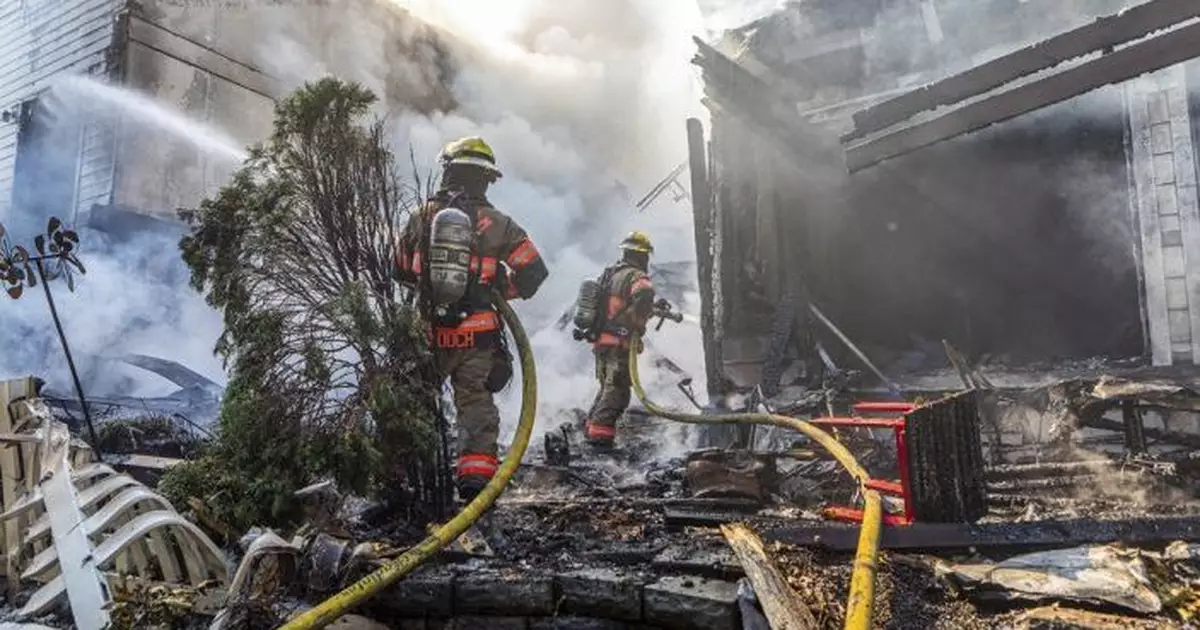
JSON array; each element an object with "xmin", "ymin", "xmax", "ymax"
[
  {"xmin": 0, "ymin": 0, "xmax": 451, "ymax": 241},
  {"xmin": 689, "ymin": 0, "xmax": 1200, "ymax": 401}
]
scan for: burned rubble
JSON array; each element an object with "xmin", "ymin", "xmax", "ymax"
[
  {"xmin": 50, "ymin": 382, "xmax": 1183, "ymax": 629},
  {"xmin": 262, "ymin": 390, "xmax": 1200, "ymax": 629},
  {"xmin": 16, "ymin": 344, "xmax": 1199, "ymax": 629},
  {"xmin": 9, "ymin": 3, "xmax": 1200, "ymax": 630}
]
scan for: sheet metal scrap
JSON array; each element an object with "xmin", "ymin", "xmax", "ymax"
[
  {"xmin": 210, "ymin": 531, "xmax": 301, "ymax": 630},
  {"xmin": 936, "ymin": 542, "xmax": 1200, "ymax": 620},
  {"xmin": 1001, "ymin": 375, "xmax": 1200, "ymax": 445},
  {"xmin": 0, "ymin": 382, "xmax": 228, "ymax": 630}
]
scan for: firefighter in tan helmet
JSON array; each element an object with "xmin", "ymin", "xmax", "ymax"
[
  {"xmin": 578, "ymin": 231, "xmax": 656, "ymax": 449},
  {"xmin": 395, "ymin": 136, "xmax": 549, "ymax": 501}
]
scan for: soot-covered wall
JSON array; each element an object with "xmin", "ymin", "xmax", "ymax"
[{"xmin": 796, "ymin": 88, "xmax": 1143, "ymax": 367}]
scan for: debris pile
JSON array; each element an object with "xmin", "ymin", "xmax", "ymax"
[
  {"xmin": 11, "ymin": 351, "xmax": 1200, "ymax": 630},
  {"xmin": 9, "ymin": 360, "xmax": 1200, "ymax": 629}
]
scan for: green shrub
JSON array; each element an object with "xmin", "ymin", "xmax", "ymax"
[{"xmin": 162, "ymin": 78, "xmax": 442, "ymax": 533}]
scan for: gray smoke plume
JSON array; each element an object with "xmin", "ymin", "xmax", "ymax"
[
  {"xmin": 0, "ymin": 1, "xmax": 782, "ymax": 457},
  {"xmin": 251, "ymin": 0, "xmax": 780, "ymax": 459},
  {"xmin": 0, "ymin": 77, "xmax": 236, "ymax": 403}
]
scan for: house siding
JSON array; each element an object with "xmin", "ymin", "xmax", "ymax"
[{"xmin": 0, "ymin": 0, "xmax": 125, "ymax": 229}]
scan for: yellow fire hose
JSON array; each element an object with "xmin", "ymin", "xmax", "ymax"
[
  {"xmin": 627, "ymin": 337, "xmax": 883, "ymax": 630},
  {"xmin": 278, "ymin": 294, "xmax": 537, "ymax": 630}
]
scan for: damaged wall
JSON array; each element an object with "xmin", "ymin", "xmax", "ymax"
[
  {"xmin": 1128, "ymin": 64, "xmax": 1200, "ymax": 366},
  {"xmin": 110, "ymin": 0, "xmax": 457, "ymax": 220},
  {"xmin": 0, "ymin": 0, "xmax": 459, "ymax": 228},
  {"xmin": 811, "ymin": 90, "xmax": 1143, "ymax": 364},
  {"xmin": 0, "ymin": 0, "xmax": 127, "ymax": 239},
  {"xmin": 700, "ymin": 0, "xmax": 1187, "ymax": 393}
]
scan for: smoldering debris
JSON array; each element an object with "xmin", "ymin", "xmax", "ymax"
[
  {"xmin": 63, "ymin": 375, "xmax": 1200, "ymax": 630},
  {"xmin": 929, "ymin": 541, "xmax": 1200, "ymax": 627}
]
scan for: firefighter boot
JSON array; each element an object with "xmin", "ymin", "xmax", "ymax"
[
  {"xmin": 584, "ymin": 421, "xmax": 616, "ymax": 451},
  {"xmin": 456, "ymin": 452, "xmax": 498, "ymax": 503}
]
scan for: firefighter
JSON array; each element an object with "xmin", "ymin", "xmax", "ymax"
[
  {"xmin": 583, "ymin": 231, "xmax": 655, "ymax": 449},
  {"xmin": 395, "ymin": 136, "xmax": 549, "ymax": 501}
]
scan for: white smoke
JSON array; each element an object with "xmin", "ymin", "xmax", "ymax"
[
  {"xmin": 696, "ymin": 0, "xmax": 789, "ymax": 35},
  {"xmin": 251, "ymin": 0, "xmax": 779, "ymax": 458},
  {"xmin": 384, "ymin": 0, "xmax": 715, "ymax": 454},
  {"xmin": 1, "ymin": 0, "xmax": 780, "ymax": 458},
  {"xmin": 0, "ymin": 226, "xmax": 228, "ymax": 398},
  {"xmin": 0, "ymin": 77, "xmax": 235, "ymax": 400}
]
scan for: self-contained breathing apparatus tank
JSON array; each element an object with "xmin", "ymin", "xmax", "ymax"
[
  {"xmin": 572, "ymin": 278, "xmax": 606, "ymax": 342},
  {"xmin": 427, "ymin": 206, "xmax": 474, "ymax": 321}
]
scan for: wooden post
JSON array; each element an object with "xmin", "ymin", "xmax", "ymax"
[
  {"xmin": 0, "ymin": 379, "xmax": 20, "ymax": 581},
  {"xmin": 687, "ymin": 117, "xmax": 722, "ymax": 402}
]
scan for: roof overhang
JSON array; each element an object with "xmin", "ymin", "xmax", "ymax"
[{"xmin": 841, "ymin": 0, "xmax": 1200, "ymax": 172}]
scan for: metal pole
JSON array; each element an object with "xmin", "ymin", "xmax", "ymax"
[
  {"xmin": 35, "ymin": 261, "xmax": 103, "ymax": 459},
  {"xmin": 808, "ymin": 303, "xmax": 901, "ymax": 397}
]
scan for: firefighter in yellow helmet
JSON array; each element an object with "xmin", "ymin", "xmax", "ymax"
[
  {"xmin": 395, "ymin": 136, "xmax": 549, "ymax": 501},
  {"xmin": 582, "ymin": 231, "xmax": 656, "ymax": 449}
]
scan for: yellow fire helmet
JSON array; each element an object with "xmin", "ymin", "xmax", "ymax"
[
  {"xmin": 619, "ymin": 230, "xmax": 654, "ymax": 254},
  {"xmin": 439, "ymin": 136, "xmax": 502, "ymax": 177}
]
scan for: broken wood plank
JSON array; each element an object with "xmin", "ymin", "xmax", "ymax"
[
  {"xmin": 844, "ymin": 18, "xmax": 1200, "ymax": 171},
  {"xmin": 720, "ymin": 523, "xmax": 819, "ymax": 630},
  {"xmin": 847, "ymin": 0, "xmax": 1200, "ymax": 139},
  {"xmin": 986, "ymin": 493, "xmax": 1115, "ymax": 508},
  {"xmin": 942, "ymin": 340, "xmax": 994, "ymax": 390},
  {"xmin": 1022, "ymin": 605, "xmax": 1161, "ymax": 629}
]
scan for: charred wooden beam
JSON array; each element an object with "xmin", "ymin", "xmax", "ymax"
[
  {"xmin": 986, "ymin": 473, "xmax": 1113, "ymax": 493},
  {"xmin": 984, "ymin": 460, "xmax": 1118, "ymax": 482},
  {"xmin": 693, "ymin": 38, "xmax": 846, "ymax": 185},
  {"xmin": 985, "ymin": 493, "xmax": 1110, "ymax": 508},
  {"xmin": 1123, "ymin": 400, "xmax": 1148, "ymax": 454},
  {"xmin": 766, "ymin": 515, "xmax": 1200, "ymax": 552},
  {"xmin": 847, "ymin": 0, "xmax": 1200, "ymax": 139},
  {"xmin": 666, "ymin": 508, "xmax": 1200, "ymax": 552},
  {"xmin": 687, "ymin": 117, "xmax": 723, "ymax": 400},
  {"xmin": 844, "ymin": 18, "xmax": 1200, "ymax": 172},
  {"xmin": 1081, "ymin": 415, "xmax": 1200, "ymax": 449}
]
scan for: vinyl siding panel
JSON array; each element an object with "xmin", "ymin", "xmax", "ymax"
[{"xmin": 74, "ymin": 116, "xmax": 116, "ymax": 215}]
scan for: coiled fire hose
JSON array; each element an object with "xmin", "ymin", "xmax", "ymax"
[
  {"xmin": 627, "ymin": 336, "xmax": 883, "ymax": 630},
  {"xmin": 279, "ymin": 293, "xmax": 537, "ymax": 630}
]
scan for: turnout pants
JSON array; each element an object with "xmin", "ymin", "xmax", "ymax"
[
  {"xmin": 585, "ymin": 346, "xmax": 632, "ymax": 444},
  {"xmin": 436, "ymin": 346, "xmax": 501, "ymax": 493}
]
